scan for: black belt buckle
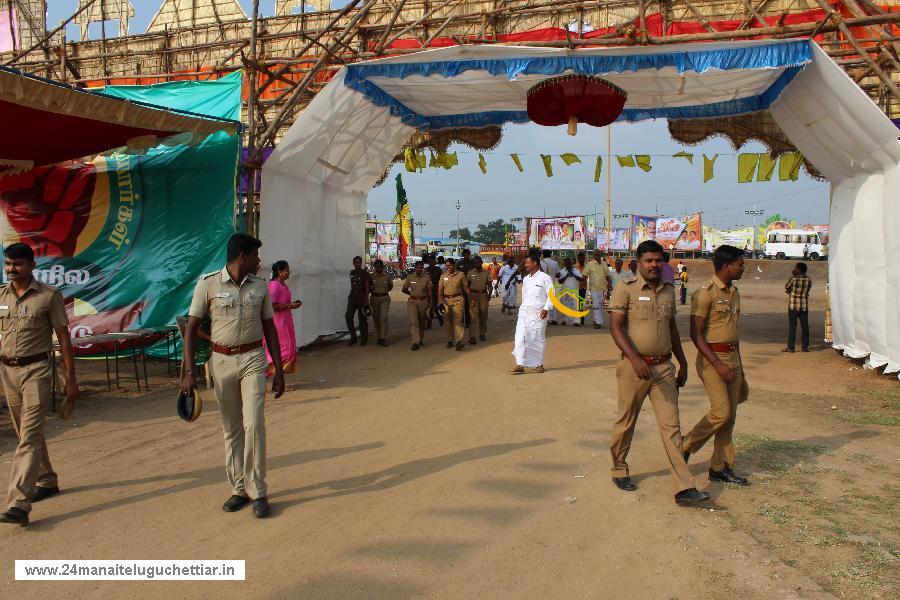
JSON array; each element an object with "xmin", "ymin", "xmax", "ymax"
[
  {"xmin": 228, "ymin": 345, "xmax": 240, "ymax": 355},
  {"xmin": 7, "ymin": 357, "xmax": 19, "ymax": 367}
]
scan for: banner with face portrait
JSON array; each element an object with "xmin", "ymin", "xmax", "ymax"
[
  {"xmin": 527, "ymin": 216, "xmax": 586, "ymax": 250},
  {"xmin": 596, "ymin": 228, "xmax": 631, "ymax": 252}
]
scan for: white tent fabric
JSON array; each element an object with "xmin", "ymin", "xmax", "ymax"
[{"xmin": 261, "ymin": 40, "xmax": 900, "ymax": 375}]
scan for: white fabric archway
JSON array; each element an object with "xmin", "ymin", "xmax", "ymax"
[{"xmin": 260, "ymin": 39, "xmax": 900, "ymax": 374}]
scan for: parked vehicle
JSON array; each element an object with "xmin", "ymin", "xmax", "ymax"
[{"xmin": 764, "ymin": 229, "xmax": 827, "ymax": 260}]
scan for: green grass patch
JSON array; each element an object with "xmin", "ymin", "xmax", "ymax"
[
  {"xmin": 735, "ymin": 433, "xmax": 827, "ymax": 475},
  {"xmin": 847, "ymin": 452, "xmax": 877, "ymax": 464},
  {"xmin": 834, "ymin": 387, "xmax": 900, "ymax": 427}
]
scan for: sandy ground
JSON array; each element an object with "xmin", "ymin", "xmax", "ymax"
[{"xmin": 0, "ymin": 259, "xmax": 897, "ymax": 599}]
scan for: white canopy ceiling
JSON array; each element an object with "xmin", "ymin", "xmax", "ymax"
[{"xmin": 262, "ymin": 40, "xmax": 900, "ymax": 375}]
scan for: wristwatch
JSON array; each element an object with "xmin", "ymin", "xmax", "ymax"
[{"xmin": 185, "ymin": 369, "xmax": 195, "ymax": 376}]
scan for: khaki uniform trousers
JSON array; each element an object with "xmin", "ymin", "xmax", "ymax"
[
  {"xmin": 1, "ymin": 360, "xmax": 57, "ymax": 513},
  {"xmin": 406, "ymin": 298, "xmax": 427, "ymax": 342},
  {"xmin": 609, "ymin": 358, "xmax": 695, "ymax": 494},
  {"xmin": 370, "ymin": 296, "xmax": 390, "ymax": 340},
  {"xmin": 684, "ymin": 352, "xmax": 748, "ymax": 471},
  {"xmin": 468, "ymin": 293, "xmax": 489, "ymax": 338},
  {"xmin": 212, "ymin": 347, "xmax": 267, "ymax": 499},
  {"xmin": 444, "ymin": 298, "xmax": 465, "ymax": 342}
]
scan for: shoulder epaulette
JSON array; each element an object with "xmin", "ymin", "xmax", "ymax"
[
  {"xmin": 200, "ymin": 270, "xmax": 219, "ymax": 280},
  {"xmin": 624, "ymin": 275, "xmax": 638, "ymax": 284},
  {"xmin": 700, "ymin": 280, "xmax": 715, "ymax": 290},
  {"xmin": 249, "ymin": 273, "xmax": 265, "ymax": 281}
]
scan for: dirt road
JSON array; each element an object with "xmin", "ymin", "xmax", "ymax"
[{"xmin": 1, "ymin": 260, "xmax": 897, "ymax": 599}]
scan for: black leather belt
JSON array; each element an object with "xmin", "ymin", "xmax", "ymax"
[{"xmin": 0, "ymin": 353, "xmax": 49, "ymax": 368}]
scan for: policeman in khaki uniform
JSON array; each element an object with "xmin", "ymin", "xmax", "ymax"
[
  {"xmin": 608, "ymin": 240, "xmax": 710, "ymax": 506},
  {"xmin": 401, "ymin": 261, "xmax": 433, "ymax": 351},
  {"xmin": 183, "ymin": 234, "xmax": 285, "ymax": 519},
  {"xmin": 346, "ymin": 256, "xmax": 372, "ymax": 346},
  {"xmin": 438, "ymin": 257, "xmax": 469, "ymax": 351},
  {"xmin": 369, "ymin": 259, "xmax": 393, "ymax": 347},
  {"xmin": 0, "ymin": 243, "xmax": 78, "ymax": 526},
  {"xmin": 683, "ymin": 245, "xmax": 750, "ymax": 486},
  {"xmin": 466, "ymin": 257, "xmax": 492, "ymax": 345}
]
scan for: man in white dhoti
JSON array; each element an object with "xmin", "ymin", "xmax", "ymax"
[
  {"xmin": 499, "ymin": 257, "xmax": 521, "ymax": 314},
  {"xmin": 510, "ymin": 255, "xmax": 554, "ymax": 374},
  {"xmin": 556, "ymin": 257, "xmax": 584, "ymax": 327}
]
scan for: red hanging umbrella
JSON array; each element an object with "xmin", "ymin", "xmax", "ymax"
[{"xmin": 527, "ymin": 74, "xmax": 627, "ymax": 135}]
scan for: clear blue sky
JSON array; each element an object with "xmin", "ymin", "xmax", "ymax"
[{"xmin": 48, "ymin": 1, "xmax": 830, "ymax": 237}]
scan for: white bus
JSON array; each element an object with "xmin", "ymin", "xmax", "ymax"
[{"xmin": 764, "ymin": 229, "xmax": 827, "ymax": 260}]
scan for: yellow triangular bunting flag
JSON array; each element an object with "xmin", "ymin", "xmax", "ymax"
[
  {"xmin": 540, "ymin": 154, "xmax": 553, "ymax": 177},
  {"xmin": 616, "ymin": 155, "xmax": 635, "ymax": 168},
  {"xmin": 561, "ymin": 153, "xmax": 581, "ymax": 166},
  {"xmin": 757, "ymin": 154, "xmax": 776, "ymax": 181},
  {"xmin": 478, "ymin": 153, "xmax": 487, "ymax": 174},
  {"xmin": 511, "ymin": 153, "xmax": 524, "ymax": 172},
  {"xmin": 778, "ymin": 152, "xmax": 803, "ymax": 181},
  {"xmin": 404, "ymin": 147, "xmax": 418, "ymax": 172},
  {"xmin": 737, "ymin": 153, "xmax": 760, "ymax": 183},
  {"xmin": 635, "ymin": 155, "xmax": 652, "ymax": 172},
  {"xmin": 673, "ymin": 151, "xmax": 694, "ymax": 164},
  {"xmin": 593, "ymin": 156, "xmax": 602, "ymax": 182},
  {"xmin": 703, "ymin": 154, "xmax": 718, "ymax": 183}
]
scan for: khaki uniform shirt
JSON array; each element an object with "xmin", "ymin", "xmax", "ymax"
[
  {"xmin": 189, "ymin": 267, "xmax": 274, "ymax": 347},
  {"xmin": 371, "ymin": 273, "xmax": 393, "ymax": 295},
  {"xmin": 609, "ymin": 273, "xmax": 676, "ymax": 356},
  {"xmin": 691, "ymin": 276, "xmax": 740, "ymax": 344},
  {"xmin": 582, "ymin": 259, "xmax": 611, "ymax": 292},
  {"xmin": 439, "ymin": 271, "xmax": 468, "ymax": 300},
  {"xmin": 403, "ymin": 274, "xmax": 432, "ymax": 299},
  {"xmin": 0, "ymin": 279, "xmax": 68, "ymax": 356},
  {"xmin": 466, "ymin": 270, "xmax": 491, "ymax": 293}
]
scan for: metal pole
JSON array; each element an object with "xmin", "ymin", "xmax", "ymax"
[
  {"xmin": 606, "ymin": 124, "xmax": 612, "ymax": 253},
  {"xmin": 456, "ymin": 199, "xmax": 460, "ymax": 254},
  {"xmin": 246, "ymin": 0, "xmax": 261, "ymax": 234}
]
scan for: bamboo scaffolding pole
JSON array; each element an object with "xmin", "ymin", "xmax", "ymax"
[
  {"xmin": 252, "ymin": 0, "xmax": 379, "ymax": 159},
  {"xmin": 4, "ymin": 0, "xmax": 99, "ymax": 66},
  {"xmin": 809, "ymin": 0, "xmax": 900, "ymax": 101},
  {"xmin": 375, "ymin": 0, "xmax": 408, "ymax": 53}
]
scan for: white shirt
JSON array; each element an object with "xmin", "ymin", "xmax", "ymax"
[
  {"xmin": 610, "ymin": 268, "xmax": 630, "ymax": 289},
  {"xmin": 499, "ymin": 264, "xmax": 519, "ymax": 286},
  {"xmin": 521, "ymin": 270, "xmax": 554, "ymax": 311},
  {"xmin": 540, "ymin": 257, "xmax": 559, "ymax": 278},
  {"xmin": 556, "ymin": 266, "xmax": 582, "ymax": 290}
]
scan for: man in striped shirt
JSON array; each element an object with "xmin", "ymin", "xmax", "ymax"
[{"xmin": 783, "ymin": 262, "xmax": 812, "ymax": 353}]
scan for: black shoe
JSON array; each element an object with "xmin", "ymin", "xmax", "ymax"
[
  {"xmin": 347, "ymin": 339, "xmax": 357, "ymax": 347},
  {"xmin": 411, "ymin": 343, "xmax": 420, "ymax": 351},
  {"xmin": 378, "ymin": 339, "xmax": 388, "ymax": 347},
  {"xmin": 802, "ymin": 348, "xmax": 810, "ymax": 352},
  {"xmin": 479, "ymin": 335, "xmax": 486, "ymax": 341},
  {"xmin": 418, "ymin": 340, "xmax": 424, "ymax": 347},
  {"xmin": 222, "ymin": 494, "xmax": 250, "ymax": 512},
  {"xmin": 468, "ymin": 337, "xmax": 477, "ymax": 345},
  {"xmin": 675, "ymin": 488, "xmax": 711, "ymax": 505},
  {"xmin": 593, "ymin": 324, "xmax": 602, "ymax": 329},
  {"xmin": 683, "ymin": 451, "xmax": 690, "ymax": 464},
  {"xmin": 612, "ymin": 476, "xmax": 637, "ymax": 491},
  {"xmin": 709, "ymin": 467, "xmax": 749, "ymax": 486},
  {"xmin": 32, "ymin": 486, "xmax": 60, "ymax": 503},
  {"xmin": 549, "ymin": 320, "xmax": 558, "ymax": 326},
  {"xmin": 447, "ymin": 341, "xmax": 454, "ymax": 348},
  {"xmin": 456, "ymin": 342, "xmax": 465, "ymax": 351},
  {"xmin": 0, "ymin": 507, "xmax": 28, "ymax": 525},
  {"xmin": 252, "ymin": 497, "xmax": 270, "ymax": 518}
]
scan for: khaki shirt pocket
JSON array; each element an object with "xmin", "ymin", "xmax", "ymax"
[
  {"xmin": 0, "ymin": 306, "xmax": 13, "ymax": 332},
  {"xmin": 658, "ymin": 297, "xmax": 675, "ymax": 319},
  {"xmin": 212, "ymin": 295, "xmax": 236, "ymax": 322},
  {"xmin": 241, "ymin": 294, "xmax": 261, "ymax": 319},
  {"xmin": 22, "ymin": 307, "xmax": 49, "ymax": 332},
  {"xmin": 630, "ymin": 297, "xmax": 652, "ymax": 320}
]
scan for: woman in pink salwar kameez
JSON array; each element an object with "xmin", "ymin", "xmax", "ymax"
[{"xmin": 265, "ymin": 261, "xmax": 301, "ymax": 376}]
